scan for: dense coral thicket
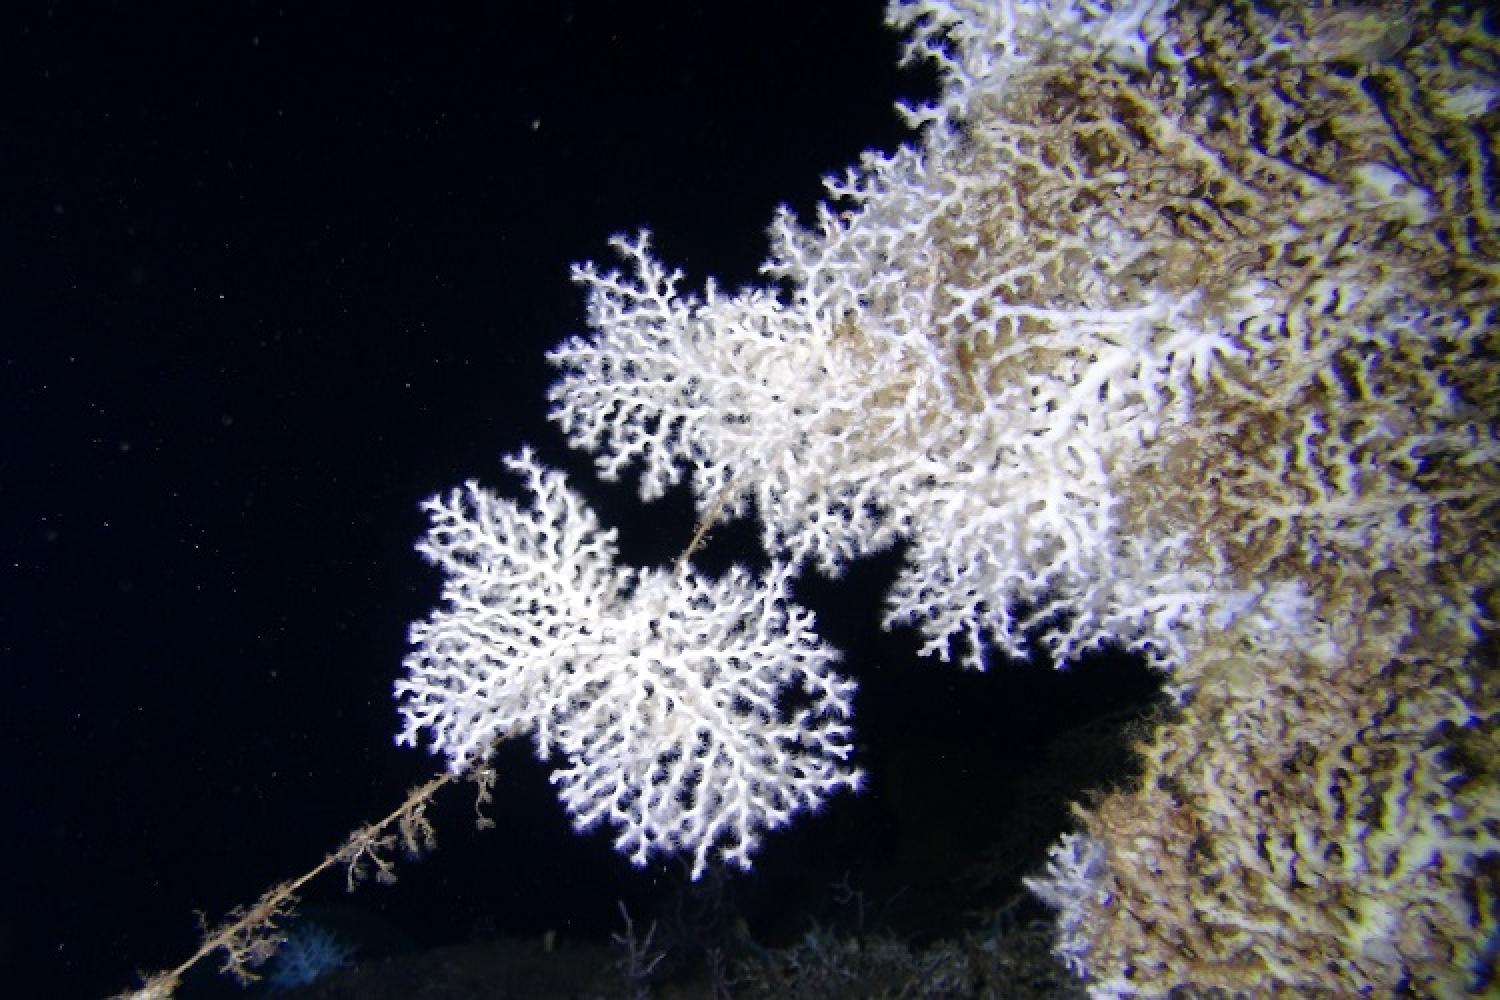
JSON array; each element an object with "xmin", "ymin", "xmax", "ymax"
[
  {"xmin": 889, "ymin": 0, "xmax": 1500, "ymax": 993},
  {"xmin": 548, "ymin": 0, "xmax": 1498, "ymax": 992}
]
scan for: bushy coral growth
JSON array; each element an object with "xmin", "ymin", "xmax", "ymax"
[
  {"xmin": 395, "ymin": 449, "xmax": 861, "ymax": 879},
  {"xmin": 546, "ymin": 0, "xmax": 1499, "ymax": 992},
  {"xmin": 874, "ymin": 0, "xmax": 1500, "ymax": 993},
  {"xmin": 399, "ymin": 0, "xmax": 1498, "ymax": 992},
  {"xmin": 549, "ymin": 107, "xmax": 1241, "ymax": 673}
]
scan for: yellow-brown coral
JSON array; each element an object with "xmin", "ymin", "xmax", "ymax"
[{"xmin": 983, "ymin": 0, "xmax": 1500, "ymax": 993}]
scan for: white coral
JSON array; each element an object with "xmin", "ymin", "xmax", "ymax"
[
  {"xmin": 1023, "ymin": 832, "xmax": 1111, "ymax": 980},
  {"xmin": 548, "ymin": 219, "xmax": 1231, "ymax": 671},
  {"xmin": 545, "ymin": 0, "xmax": 1259, "ymax": 673},
  {"xmin": 394, "ymin": 449, "xmax": 861, "ymax": 879}
]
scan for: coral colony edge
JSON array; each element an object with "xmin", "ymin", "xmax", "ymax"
[{"xmin": 122, "ymin": 1, "xmax": 1497, "ymax": 997}]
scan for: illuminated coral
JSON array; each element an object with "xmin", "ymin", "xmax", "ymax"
[
  {"xmin": 547, "ymin": 0, "xmax": 1498, "ymax": 992},
  {"xmin": 394, "ymin": 449, "xmax": 861, "ymax": 880},
  {"xmin": 882, "ymin": 0, "xmax": 1500, "ymax": 993}
]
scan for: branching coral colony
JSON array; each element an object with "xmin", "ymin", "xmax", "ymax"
[{"xmin": 123, "ymin": 0, "xmax": 1499, "ymax": 997}]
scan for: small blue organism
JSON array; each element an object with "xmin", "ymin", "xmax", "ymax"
[{"xmin": 262, "ymin": 922, "xmax": 356, "ymax": 992}]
